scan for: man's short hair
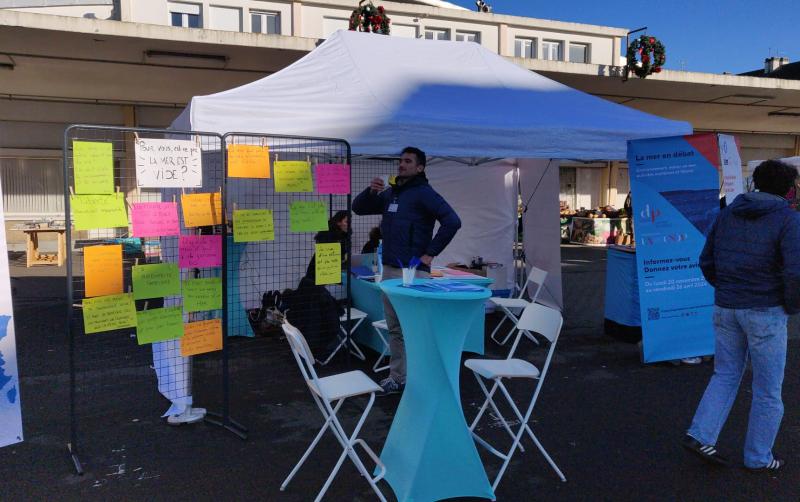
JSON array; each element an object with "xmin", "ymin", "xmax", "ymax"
[
  {"xmin": 753, "ymin": 160, "xmax": 798, "ymax": 196},
  {"xmin": 401, "ymin": 146, "xmax": 426, "ymax": 168}
]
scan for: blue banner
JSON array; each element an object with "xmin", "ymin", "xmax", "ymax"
[{"xmin": 627, "ymin": 134, "xmax": 720, "ymax": 362}]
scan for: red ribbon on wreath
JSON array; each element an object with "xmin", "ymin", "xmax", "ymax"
[{"xmin": 625, "ymin": 34, "xmax": 666, "ymax": 79}]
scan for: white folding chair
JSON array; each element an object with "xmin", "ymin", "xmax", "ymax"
[
  {"xmin": 465, "ymin": 303, "xmax": 566, "ymax": 490},
  {"xmin": 317, "ymin": 307, "xmax": 368, "ymax": 366},
  {"xmin": 371, "ymin": 320, "xmax": 390, "ymax": 373},
  {"xmin": 489, "ymin": 266, "xmax": 547, "ymax": 346},
  {"xmin": 280, "ymin": 321, "xmax": 387, "ymax": 502}
]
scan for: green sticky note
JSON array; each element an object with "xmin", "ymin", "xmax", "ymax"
[
  {"xmin": 136, "ymin": 307, "xmax": 184, "ymax": 345},
  {"xmin": 274, "ymin": 161, "xmax": 313, "ymax": 192},
  {"xmin": 132, "ymin": 263, "xmax": 181, "ymax": 300},
  {"xmin": 289, "ymin": 201, "xmax": 328, "ymax": 232},
  {"xmin": 183, "ymin": 277, "xmax": 222, "ymax": 313},
  {"xmin": 83, "ymin": 293, "xmax": 137, "ymax": 334},
  {"xmin": 233, "ymin": 209, "xmax": 275, "ymax": 242},
  {"xmin": 74, "ymin": 140, "xmax": 114, "ymax": 194},
  {"xmin": 315, "ymin": 242, "xmax": 342, "ymax": 285},
  {"xmin": 71, "ymin": 193, "xmax": 128, "ymax": 230}
]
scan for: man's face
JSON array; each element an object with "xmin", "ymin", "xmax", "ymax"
[{"xmin": 398, "ymin": 152, "xmax": 422, "ymax": 178}]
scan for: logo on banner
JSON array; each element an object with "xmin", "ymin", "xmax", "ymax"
[{"xmin": 640, "ymin": 204, "xmax": 662, "ymax": 223}]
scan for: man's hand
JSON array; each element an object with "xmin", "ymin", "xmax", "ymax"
[
  {"xmin": 420, "ymin": 254, "xmax": 433, "ymax": 267},
  {"xmin": 369, "ymin": 177, "xmax": 385, "ymax": 193}
]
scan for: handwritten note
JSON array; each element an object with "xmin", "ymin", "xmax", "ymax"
[
  {"xmin": 315, "ymin": 242, "xmax": 341, "ymax": 285},
  {"xmin": 181, "ymin": 192, "xmax": 222, "ymax": 228},
  {"xmin": 71, "ymin": 193, "xmax": 128, "ymax": 230},
  {"xmin": 84, "ymin": 245, "xmax": 122, "ymax": 297},
  {"xmin": 181, "ymin": 319, "xmax": 223, "ymax": 356},
  {"xmin": 135, "ymin": 138, "xmax": 202, "ymax": 188},
  {"xmin": 132, "ymin": 263, "xmax": 181, "ymax": 300},
  {"xmin": 73, "ymin": 140, "xmax": 114, "ymax": 194},
  {"xmin": 183, "ymin": 277, "xmax": 222, "ymax": 312},
  {"xmin": 233, "ymin": 209, "xmax": 274, "ymax": 242},
  {"xmin": 315, "ymin": 163, "xmax": 350, "ymax": 194},
  {"xmin": 83, "ymin": 293, "xmax": 137, "ymax": 334},
  {"xmin": 274, "ymin": 161, "xmax": 313, "ymax": 192},
  {"xmin": 136, "ymin": 307, "xmax": 184, "ymax": 345},
  {"xmin": 131, "ymin": 202, "xmax": 180, "ymax": 237},
  {"xmin": 289, "ymin": 201, "xmax": 328, "ymax": 232},
  {"xmin": 228, "ymin": 144, "xmax": 270, "ymax": 178},
  {"xmin": 179, "ymin": 235, "xmax": 222, "ymax": 268}
]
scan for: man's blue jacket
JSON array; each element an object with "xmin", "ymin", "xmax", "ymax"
[
  {"xmin": 700, "ymin": 192, "xmax": 800, "ymax": 314},
  {"xmin": 352, "ymin": 173, "xmax": 461, "ymax": 271}
]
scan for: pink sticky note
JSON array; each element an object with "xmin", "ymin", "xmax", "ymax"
[
  {"xmin": 179, "ymin": 235, "xmax": 222, "ymax": 268},
  {"xmin": 315, "ymin": 164, "xmax": 350, "ymax": 195},
  {"xmin": 131, "ymin": 202, "xmax": 180, "ymax": 237}
]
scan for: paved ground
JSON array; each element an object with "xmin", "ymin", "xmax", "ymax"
[{"xmin": 1, "ymin": 246, "xmax": 799, "ymax": 501}]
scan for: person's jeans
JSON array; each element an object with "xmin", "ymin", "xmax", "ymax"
[
  {"xmin": 687, "ymin": 305, "xmax": 787, "ymax": 468},
  {"xmin": 381, "ymin": 266, "xmax": 428, "ymax": 385}
]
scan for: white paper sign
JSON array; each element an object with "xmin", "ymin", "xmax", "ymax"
[
  {"xmin": 0, "ymin": 178, "xmax": 23, "ymax": 448},
  {"xmin": 135, "ymin": 138, "xmax": 202, "ymax": 188},
  {"xmin": 718, "ymin": 134, "xmax": 744, "ymax": 200}
]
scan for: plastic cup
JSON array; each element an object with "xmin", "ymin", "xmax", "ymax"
[{"xmin": 402, "ymin": 268, "xmax": 415, "ymax": 286}]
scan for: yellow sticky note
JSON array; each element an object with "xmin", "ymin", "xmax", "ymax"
[
  {"xmin": 73, "ymin": 140, "xmax": 114, "ymax": 194},
  {"xmin": 83, "ymin": 293, "xmax": 137, "ymax": 334},
  {"xmin": 136, "ymin": 307, "xmax": 184, "ymax": 345},
  {"xmin": 315, "ymin": 242, "xmax": 341, "ymax": 285},
  {"xmin": 84, "ymin": 244, "xmax": 123, "ymax": 297},
  {"xmin": 70, "ymin": 193, "xmax": 129, "ymax": 231},
  {"xmin": 274, "ymin": 161, "xmax": 313, "ymax": 192},
  {"xmin": 181, "ymin": 192, "xmax": 223, "ymax": 228},
  {"xmin": 181, "ymin": 319, "xmax": 223, "ymax": 356},
  {"xmin": 228, "ymin": 144, "xmax": 271, "ymax": 178},
  {"xmin": 233, "ymin": 209, "xmax": 275, "ymax": 242}
]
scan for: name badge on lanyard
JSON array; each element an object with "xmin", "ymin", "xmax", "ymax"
[{"xmin": 388, "ymin": 198, "xmax": 399, "ymax": 213}]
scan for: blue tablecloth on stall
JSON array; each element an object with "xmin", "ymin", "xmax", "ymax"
[
  {"xmin": 378, "ymin": 279, "xmax": 494, "ymax": 502},
  {"xmin": 604, "ymin": 246, "xmax": 640, "ymax": 326}
]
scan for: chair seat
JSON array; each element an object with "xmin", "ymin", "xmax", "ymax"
[
  {"xmin": 311, "ymin": 370, "xmax": 382, "ymax": 400},
  {"xmin": 465, "ymin": 358, "xmax": 541, "ymax": 380},
  {"xmin": 341, "ymin": 308, "xmax": 368, "ymax": 322},
  {"xmin": 489, "ymin": 298, "xmax": 529, "ymax": 310},
  {"xmin": 372, "ymin": 319, "xmax": 388, "ymax": 330}
]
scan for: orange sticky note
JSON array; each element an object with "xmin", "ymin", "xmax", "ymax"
[
  {"xmin": 181, "ymin": 318, "xmax": 223, "ymax": 356},
  {"xmin": 228, "ymin": 144, "xmax": 270, "ymax": 178},
  {"xmin": 181, "ymin": 192, "xmax": 222, "ymax": 228},
  {"xmin": 84, "ymin": 244, "xmax": 123, "ymax": 297}
]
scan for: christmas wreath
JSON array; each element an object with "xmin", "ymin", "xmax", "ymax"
[
  {"xmin": 348, "ymin": 1, "xmax": 391, "ymax": 35},
  {"xmin": 625, "ymin": 35, "xmax": 666, "ymax": 79}
]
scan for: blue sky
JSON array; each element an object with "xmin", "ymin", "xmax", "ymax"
[{"xmin": 448, "ymin": 0, "xmax": 799, "ymax": 74}]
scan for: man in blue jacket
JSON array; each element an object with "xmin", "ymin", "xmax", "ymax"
[
  {"xmin": 683, "ymin": 160, "xmax": 800, "ymax": 472},
  {"xmin": 353, "ymin": 146, "xmax": 461, "ymax": 395}
]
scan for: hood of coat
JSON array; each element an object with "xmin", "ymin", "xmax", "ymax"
[{"xmin": 729, "ymin": 192, "xmax": 789, "ymax": 219}]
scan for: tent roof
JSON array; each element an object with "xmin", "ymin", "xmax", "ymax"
[{"xmin": 177, "ymin": 30, "xmax": 691, "ymax": 160}]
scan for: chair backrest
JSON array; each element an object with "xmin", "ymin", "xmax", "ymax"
[
  {"xmin": 521, "ymin": 265, "xmax": 548, "ymax": 301},
  {"xmin": 516, "ymin": 302, "xmax": 562, "ymax": 344},
  {"xmin": 281, "ymin": 321, "xmax": 321, "ymax": 387}
]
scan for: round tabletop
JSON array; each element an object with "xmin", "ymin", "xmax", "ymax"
[{"xmin": 379, "ymin": 278, "xmax": 491, "ymax": 301}]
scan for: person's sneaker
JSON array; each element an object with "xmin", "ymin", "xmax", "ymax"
[
  {"xmin": 681, "ymin": 435, "xmax": 731, "ymax": 466},
  {"xmin": 167, "ymin": 406, "xmax": 206, "ymax": 426},
  {"xmin": 681, "ymin": 357, "xmax": 702, "ymax": 365},
  {"xmin": 378, "ymin": 377, "xmax": 404, "ymax": 396},
  {"xmin": 746, "ymin": 458, "xmax": 786, "ymax": 473}
]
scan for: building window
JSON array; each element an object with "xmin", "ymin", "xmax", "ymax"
[
  {"xmin": 542, "ymin": 40, "xmax": 563, "ymax": 61},
  {"xmin": 514, "ymin": 37, "xmax": 536, "ymax": 58},
  {"xmin": 424, "ymin": 28, "xmax": 450, "ymax": 41},
  {"xmin": 209, "ymin": 6, "xmax": 242, "ymax": 32},
  {"xmin": 252, "ymin": 10, "xmax": 280, "ymax": 34},
  {"xmin": 569, "ymin": 43, "xmax": 590, "ymax": 63},
  {"xmin": 168, "ymin": 2, "xmax": 201, "ymax": 28},
  {"xmin": 455, "ymin": 31, "xmax": 480, "ymax": 43}
]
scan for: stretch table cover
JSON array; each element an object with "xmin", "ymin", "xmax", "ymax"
[{"xmin": 379, "ymin": 279, "xmax": 493, "ymax": 502}]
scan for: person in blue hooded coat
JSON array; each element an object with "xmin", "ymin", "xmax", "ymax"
[
  {"xmin": 352, "ymin": 146, "xmax": 461, "ymax": 395},
  {"xmin": 683, "ymin": 159, "xmax": 800, "ymax": 472}
]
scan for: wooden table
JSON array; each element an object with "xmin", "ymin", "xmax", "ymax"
[{"xmin": 22, "ymin": 227, "xmax": 67, "ymax": 267}]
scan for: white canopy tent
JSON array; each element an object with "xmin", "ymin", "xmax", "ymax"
[{"xmin": 172, "ymin": 30, "xmax": 692, "ymax": 308}]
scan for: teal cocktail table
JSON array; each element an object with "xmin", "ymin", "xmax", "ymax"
[{"xmin": 378, "ymin": 279, "xmax": 494, "ymax": 502}]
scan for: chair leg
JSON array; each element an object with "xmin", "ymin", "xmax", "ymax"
[
  {"xmin": 472, "ymin": 375, "xmax": 525, "ymax": 453},
  {"xmin": 372, "ymin": 328, "xmax": 390, "ymax": 373},
  {"xmin": 497, "ymin": 308, "xmax": 521, "ymax": 345},
  {"xmin": 490, "ymin": 314, "xmax": 510, "ymax": 345},
  {"xmin": 282, "ymin": 399, "xmax": 345, "ymax": 490},
  {"xmin": 340, "ymin": 318, "xmax": 367, "ymax": 361},
  {"xmin": 317, "ymin": 337, "xmax": 346, "ymax": 366}
]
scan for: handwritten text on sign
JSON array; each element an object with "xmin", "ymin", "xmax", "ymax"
[
  {"xmin": 136, "ymin": 307, "xmax": 184, "ymax": 345},
  {"xmin": 274, "ymin": 161, "xmax": 313, "ymax": 192},
  {"xmin": 83, "ymin": 293, "xmax": 137, "ymax": 334},
  {"xmin": 135, "ymin": 138, "xmax": 202, "ymax": 188},
  {"xmin": 233, "ymin": 209, "xmax": 274, "ymax": 242},
  {"xmin": 73, "ymin": 140, "xmax": 114, "ymax": 194},
  {"xmin": 131, "ymin": 202, "xmax": 180, "ymax": 237},
  {"xmin": 71, "ymin": 193, "xmax": 128, "ymax": 230},
  {"xmin": 315, "ymin": 242, "xmax": 341, "ymax": 285},
  {"xmin": 181, "ymin": 192, "xmax": 223, "ymax": 228},
  {"xmin": 315, "ymin": 164, "xmax": 350, "ymax": 194},
  {"xmin": 132, "ymin": 263, "xmax": 181, "ymax": 300},
  {"xmin": 181, "ymin": 319, "xmax": 222, "ymax": 356},
  {"xmin": 289, "ymin": 201, "xmax": 328, "ymax": 232},
  {"xmin": 183, "ymin": 277, "xmax": 222, "ymax": 312},
  {"xmin": 84, "ymin": 244, "xmax": 123, "ymax": 297},
  {"xmin": 178, "ymin": 235, "xmax": 222, "ymax": 268},
  {"xmin": 228, "ymin": 144, "xmax": 271, "ymax": 178}
]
